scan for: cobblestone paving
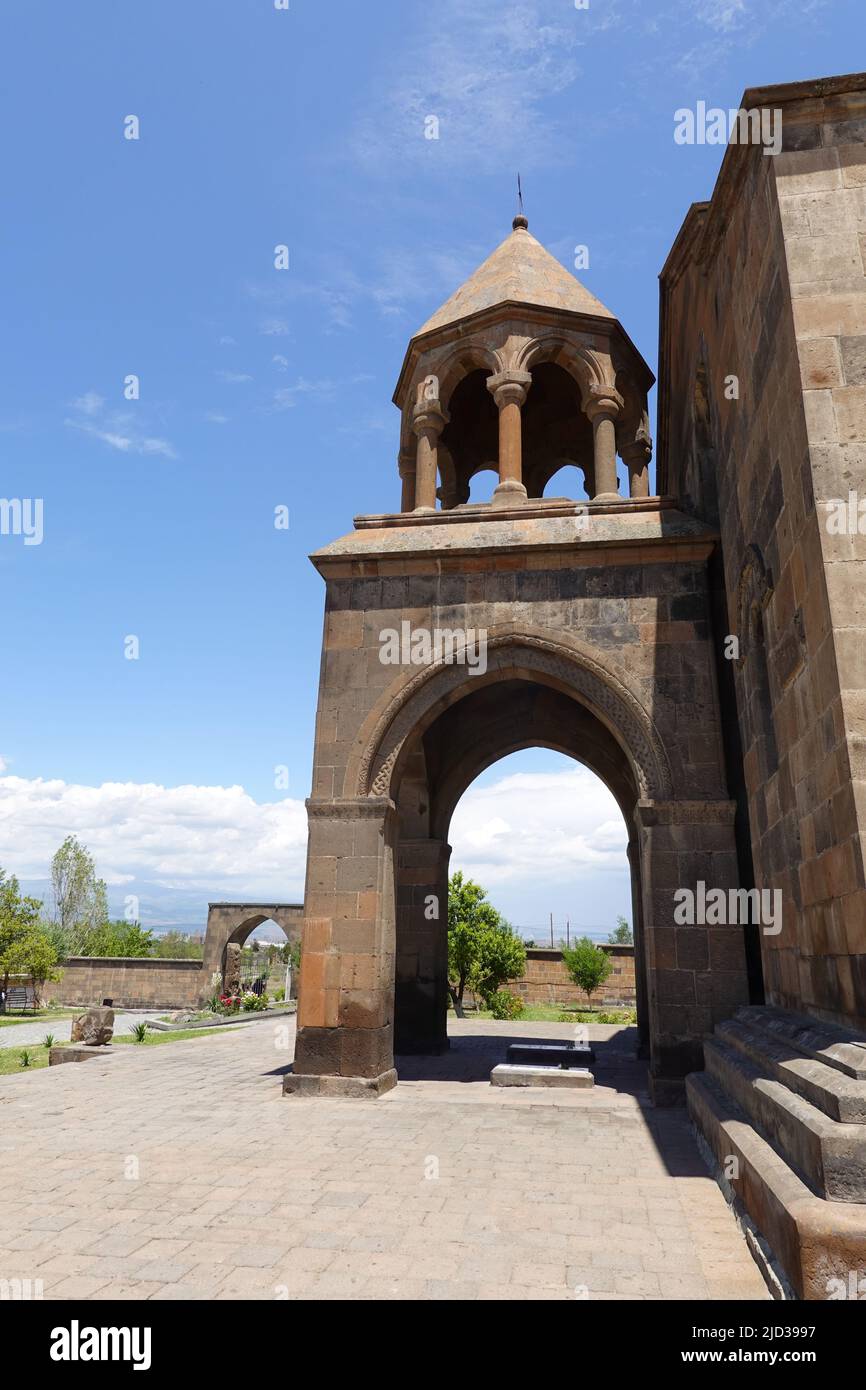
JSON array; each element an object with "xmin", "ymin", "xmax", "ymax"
[{"xmin": 1, "ymin": 1018, "xmax": 770, "ymax": 1301}]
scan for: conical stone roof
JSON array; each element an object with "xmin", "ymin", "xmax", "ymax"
[{"xmin": 415, "ymin": 221, "xmax": 615, "ymax": 338}]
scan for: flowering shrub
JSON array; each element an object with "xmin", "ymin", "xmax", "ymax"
[
  {"xmin": 217, "ymin": 994, "xmax": 241, "ymax": 1016},
  {"xmin": 241, "ymin": 991, "xmax": 268, "ymax": 1012}
]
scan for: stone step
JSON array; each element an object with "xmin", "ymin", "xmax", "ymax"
[
  {"xmin": 704, "ymin": 1036, "xmax": 866, "ymax": 1203},
  {"xmin": 717, "ymin": 1018, "xmax": 866, "ymax": 1124},
  {"xmin": 734, "ymin": 1005, "xmax": 866, "ymax": 1080},
  {"xmin": 491, "ymin": 1063, "xmax": 593, "ymax": 1088},
  {"xmin": 686, "ymin": 1069, "xmax": 866, "ymax": 1299}
]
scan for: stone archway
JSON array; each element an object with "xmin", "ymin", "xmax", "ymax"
[
  {"xmin": 291, "ymin": 616, "xmax": 749, "ymax": 1101},
  {"xmin": 350, "ymin": 633, "xmax": 667, "ymax": 1066},
  {"xmin": 201, "ymin": 902, "xmax": 303, "ymax": 995}
]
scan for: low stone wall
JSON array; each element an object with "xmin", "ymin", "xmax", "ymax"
[
  {"xmin": 47, "ymin": 958, "xmax": 204, "ymax": 1010},
  {"xmin": 511, "ymin": 945, "xmax": 635, "ymax": 1009}
]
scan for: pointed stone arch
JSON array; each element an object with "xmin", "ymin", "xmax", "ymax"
[{"xmin": 348, "ymin": 625, "xmax": 674, "ymax": 805}]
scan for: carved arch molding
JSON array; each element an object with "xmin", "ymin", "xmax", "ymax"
[{"xmin": 356, "ymin": 633, "xmax": 674, "ymax": 802}]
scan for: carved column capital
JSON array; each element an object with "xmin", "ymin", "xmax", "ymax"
[
  {"xmin": 411, "ymin": 399, "xmax": 448, "ymax": 439},
  {"xmin": 621, "ymin": 437, "xmax": 653, "ymax": 499},
  {"xmin": 584, "ymin": 386, "xmax": 624, "ymax": 423},
  {"xmin": 486, "ymin": 370, "xmax": 532, "ymax": 410}
]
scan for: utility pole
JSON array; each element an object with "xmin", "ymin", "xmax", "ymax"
[{"xmin": 550, "ymin": 912, "xmax": 554, "ymax": 949}]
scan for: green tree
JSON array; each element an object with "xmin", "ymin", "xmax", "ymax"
[
  {"xmin": 49, "ymin": 836, "xmax": 109, "ymax": 954},
  {"xmin": 447, "ymin": 871, "xmax": 526, "ymax": 1015},
  {"xmin": 608, "ymin": 915, "xmax": 633, "ymax": 945},
  {"xmin": 84, "ymin": 919, "xmax": 154, "ymax": 958},
  {"xmin": 150, "ymin": 931, "xmax": 204, "ymax": 960},
  {"xmin": 2, "ymin": 929, "xmax": 59, "ymax": 1005},
  {"xmin": 0, "ymin": 872, "xmax": 46, "ymax": 996},
  {"xmin": 561, "ymin": 936, "xmax": 613, "ymax": 1007}
]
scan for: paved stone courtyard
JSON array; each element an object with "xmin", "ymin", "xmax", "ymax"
[{"xmin": 1, "ymin": 1018, "xmax": 769, "ymax": 1301}]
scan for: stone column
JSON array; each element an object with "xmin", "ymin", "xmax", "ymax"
[
  {"xmin": 636, "ymin": 799, "xmax": 750, "ymax": 1105},
  {"xmin": 622, "ymin": 439, "xmax": 652, "ymax": 498},
  {"xmin": 486, "ymin": 370, "xmax": 532, "ymax": 504},
  {"xmin": 585, "ymin": 388, "xmax": 624, "ymax": 502},
  {"xmin": 398, "ymin": 446, "xmax": 416, "ymax": 513},
  {"xmin": 412, "ymin": 399, "xmax": 447, "ymax": 513},
  {"xmin": 627, "ymin": 838, "xmax": 650, "ymax": 1057},
  {"xmin": 394, "ymin": 837, "xmax": 451, "ymax": 1054},
  {"xmin": 286, "ymin": 796, "xmax": 398, "ymax": 1098},
  {"xmin": 223, "ymin": 942, "xmax": 241, "ymax": 996}
]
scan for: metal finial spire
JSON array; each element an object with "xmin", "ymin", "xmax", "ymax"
[{"xmin": 513, "ymin": 173, "xmax": 528, "ymax": 231}]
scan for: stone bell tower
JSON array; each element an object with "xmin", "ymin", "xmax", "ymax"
[
  {"xmin": 287, "ymin": 214, "xmax": 751, "ymax": 1101},
  {"xmin": 395, "ymin": 212, "xmax": 654, "ymax": 512}
]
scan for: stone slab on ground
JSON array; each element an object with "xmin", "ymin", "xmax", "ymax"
[
  {"xmin": 492, "ymin": 1063, "xmax": 594, "ymax": 1088},
  {"xmin": 49, "ymin": 1044, "xmax": 117, "ymax": 1067}
]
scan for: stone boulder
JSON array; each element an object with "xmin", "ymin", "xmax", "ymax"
[{"xmin": 70, "ymin": 1005, "xmax": 115, "ymax": 1046}]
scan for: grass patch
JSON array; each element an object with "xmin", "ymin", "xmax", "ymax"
[
  {"xmin": 113, "ymin": 1027, "xmax": 235, "ymax": 1046},
  {"xmin": 0, "ymin": 1047, "xmax": 50, "ymax": 1076},
  {"xmin": 464, "ymin": 1004, "xmax": 638, "ymax": 1024}
]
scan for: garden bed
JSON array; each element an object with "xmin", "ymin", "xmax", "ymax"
[{"xmin": 147, "ymin": 1003, "xmax": 296, "ymax": 1032}]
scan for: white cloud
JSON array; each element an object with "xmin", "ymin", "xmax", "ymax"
[
  {"xmin": 0, "ymin": 774, "xmax": 307, "ymax": 900},
  {"xmin": 259, "ymin": 318, "xmax": 289, "ymax": 336},
  {"xmin": 450, "ymin": 765, "xmax": 628, "ymax": 886},
  {"xmin": 65, "ymin": 391, "xmax": 177, "ymax": 460},
  {"xmin": 65, "ymin": 419, "xmax": 177, "ymax": 460},
  {"xmin": 694, "ymin": 0, "xmax": 748, "ymax": 28},
  {"xmin": 272, "ymin": 377, "xmax": 336, "ymax": 410},
  {"xmin": 0, "ymin": 764, "xmax": 628, "ymax": 928},
  {"xmin": 70, "ymin": 390, "xmax": 105, "ymax": 417},
  {"xmin": 216, "ymin": 369, "xmax": 253, "ymax": 384},
  {"xmin": 349, "ymin": 0, "xmax": 586, "ymax": 173},
  {"xmin": 205, "ymin": 411, "xmax": 230, "ymax": 425}
]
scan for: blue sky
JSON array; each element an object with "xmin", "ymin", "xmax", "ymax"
[{"xmin": 0, "ymin": 0, "xmax": 859, "ymax": 931}]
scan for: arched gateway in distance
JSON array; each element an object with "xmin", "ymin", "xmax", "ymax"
[{"xmin": 287, "ymin": 212, "xmax": 753, "ymax": 1102}]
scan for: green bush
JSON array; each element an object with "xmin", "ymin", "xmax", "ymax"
[
  {"xmin": 273, "ymin": 987, "xmax": 285, "ymax": 1002},
  {"xmin": 487, "ymin": 990, "xmax": 524, "ymax": 1020},
  {"xmin": 131, "ymin": 1022, "xmax": 148, "ymax": 1043},
  {"xmin": 42, "ymin": 1033, "xmax": 55, "ymax": 1048},
  {"xmin": 19, "ymin": 1048, "xmax": 32, "ymax": 1068},
  {"xmin": 241, "ymin": 991, "xmax": 267, "ymax": 1012},
  {"xmin": 561, "ymin": 938, "xmax": 613, "ymax": 1004}
]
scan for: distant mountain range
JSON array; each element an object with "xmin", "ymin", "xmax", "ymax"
[
  {"xmin": 19, "ymin": 879, "xmax": 620, "ymax": 947},
  {"xmin": 21, "ymin": 878, "xmax": 222, "ymax": 935}
]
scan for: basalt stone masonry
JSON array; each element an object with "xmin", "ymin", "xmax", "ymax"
[
  {"xmin": 289, "ymin": 71, "xmax": 866, "ymax": 1297},
  {"xmin": 661, "ymin": 72, "xmax": 866, "ymax": 1298}
]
